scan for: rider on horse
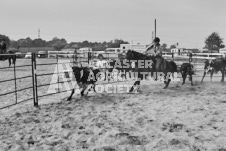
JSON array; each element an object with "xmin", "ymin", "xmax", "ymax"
[{"xmin": 145, "ymin": 37, "xmax": 166, "ymax": 71}]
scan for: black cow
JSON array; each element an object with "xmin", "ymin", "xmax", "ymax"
[
  {"xmin": 67, "ymin": 66, "xmax": 101, "ymax": 100},
  {"xmin": 180, "ymin": 63, "xmax": 194, "ymax": 86}
]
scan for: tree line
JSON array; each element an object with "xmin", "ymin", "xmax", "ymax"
[
  {"xmin": 0, "ymin": 35, "xmax": 129, "ymax": 51},
  {"xmin": 0, "ymin": 32, "xmax": 225, "ymax": 52}
]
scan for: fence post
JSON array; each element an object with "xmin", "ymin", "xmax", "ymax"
[
  {"xmin": 88, "ymin": 52, "xmax": 91, "ymax": 65},
  {"xmin": 189, "ymin": 53, "xmax": 192, "ymax": 63},
  {"xmin": 56, "ymin": 54, "xmax": 60, "ymax": 93},
  {"xmin": 31, "ymin": 53, "xmax": 38, "ymax": 107},
  {"xmin": 13, "ymin": 58, "xmax": 18, "ymax": 104}
]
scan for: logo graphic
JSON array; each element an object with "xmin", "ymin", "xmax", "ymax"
[{"xmin": 47, "ymin": 59, "xmax": 181, "ymax": 94}]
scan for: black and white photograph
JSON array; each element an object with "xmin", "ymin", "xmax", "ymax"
[{"xmin": 0, "ymin": 0, "xmax": 226, "ymax": 150}]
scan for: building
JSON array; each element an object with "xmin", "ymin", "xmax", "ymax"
[
  {"xmin": 105, "ymin": 48, "xmax": 122, "ymax": 53},
  {"xmin": 78, "ymin": 47, "xmax": 92, "ymax": 53},
  {"xmin": 170, "ymin": 48, "xmax": 185, "ymax": 55},
  {"xmin": 219, "ymin": 48, "xmax": 226, "ymax": 54},
  {"xmin": 120, "ymin": 44, "xmax": 147, "ymax": 53}
]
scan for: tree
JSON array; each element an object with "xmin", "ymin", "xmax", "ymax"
[
  {"xmin": 52, "ymin": 39, "xmax": 67, "ymax": 51},
  {"xmin": 10, "ymin": 40, "xmax": 19, "ymax": 48},
  {"xmin": 107, "ymin": 39, "xmax": 129, "ymax": 48},
  {"xmin": 204, "ymin": 32, "xmax": 225, "ymax": 51},
  {"xmin": 0, "ymin": 34, "xmax": 10, "ymax": 47},
  {"xmin": 32, "ymin": 38, "xmax": 47, "ymax": 47},
  {"xmin": 162, "ymin": 43, "xmax": 167, "ymax": 51},
  {"xmin": 170, "ymin": 45, "xmax": 176, "ymax": 49}
]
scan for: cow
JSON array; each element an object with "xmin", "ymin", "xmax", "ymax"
[
  {"xmin": 67, "ymin": 66, "xmax": 101, "ymax": 100},
  {"xmin": 201, "ymin": 58, "xmax": 226, "ymax": 83},
  {"xmin": 180, "ymin": 63, "xmax": 194, "ymax": 86}
]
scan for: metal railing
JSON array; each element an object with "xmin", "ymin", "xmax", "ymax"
[{"xmin": 0, "ymin": 53, "xmax": 34, "ymax": 109}]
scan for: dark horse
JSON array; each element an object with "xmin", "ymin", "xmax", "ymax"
[
  {"xmin": 0, "ymin": 42, "xmax": 17, "ymax": 67},
  {"xmin": 126, "ymin": 50, "xmax": 177, "ymax": 92},
  {"xmin": 201, "ymin": 58, "xmax": 226, "ymax": 83}
]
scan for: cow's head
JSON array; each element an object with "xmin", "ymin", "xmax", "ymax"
[{"xmin": 204, "ymin": 59, "xmax": 214, "ymax": 73}]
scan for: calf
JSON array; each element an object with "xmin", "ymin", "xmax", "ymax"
[
  {"xmin": 67, "ymin": 66, "xmax": 101, "ymax": 100},
  {"xmin": 201, "ymin": 58, "xmax": 226, "ymax": 83},
  {"xmin": 180, "ymin": 63, "xmax": 194, "ymax": 86}
]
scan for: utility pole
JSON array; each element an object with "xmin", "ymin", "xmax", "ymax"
[
  {"xmin": 154, "ymin": 19, "xmax": 156, "ymax": 38},
  {"xmin": 38, "ymin": 29, "xmax": 40, "ymax": 39}
]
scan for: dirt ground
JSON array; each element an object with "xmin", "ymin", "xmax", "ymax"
[{"xmin": 0, "ymin": 58, "xmax": 226, "ymax": 151}]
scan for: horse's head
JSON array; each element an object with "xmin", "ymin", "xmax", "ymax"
[{"xmin": 126, "ymin": 50, "xmax": 135, "ymax": 60}]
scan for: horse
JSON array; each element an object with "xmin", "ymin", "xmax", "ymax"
[
  {"xmin": 201, "ymin": 58, "xmax": 226, "ymax": 83},
  {"xmin": 0, "ymin": 44, "xmax": 17, "ymax": 67},
  {"xmin": 180, "ymin": 63, "xmax": 194, "ymax": 86},
  {"xmin": 126, "ymin": 50, "xmax": 177, "ymax": 92}
]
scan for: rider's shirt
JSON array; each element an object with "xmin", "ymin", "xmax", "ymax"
[{"xmin": 145, "ymin": 44, "xmax": 162, "ymax": 57}]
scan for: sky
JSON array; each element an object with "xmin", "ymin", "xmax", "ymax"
[{"xmin": 0, "ymin": 0, "xmax": 226, "ymax": 49}]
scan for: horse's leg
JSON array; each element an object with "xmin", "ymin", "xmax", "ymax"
[
  {"xmin": 8, "ymin": 58, "xmax": 11, "ymax": 67},
  {"xmin": 201, "ymin": 71, "xmax": 206, "ymax": 83},
  {"xmin": 181, "ymin": 71, "xmax": 184, "ymax": 85},
  {"xmin": 181, "ymin": 71, "xmax": 187, "ymax": 85},
  {"xmin": 67, "ymin": 89, "xmax": 75, "ymax": 101},
  {"xmin": 221, "ymin": 68, "xmax": 225, "ymax": 82},
  {"xmin": 210, "ymin": 70, "xmax": 214, "ymax": 82},
  {"xmin": 163, "ymin": 70, "xmax": 171, "ymax": 89},
  {"xmin": 189, "ymin": 70, "xmax": 193, "ymax": 86},
  {"xmin": 163, "ymin": 79, "xmax": 171, "ymax": 89}
]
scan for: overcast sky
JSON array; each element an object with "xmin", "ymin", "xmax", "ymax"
[{"xmin": 0, "ymin": 0, "xmax": 226, "ymax": 49}]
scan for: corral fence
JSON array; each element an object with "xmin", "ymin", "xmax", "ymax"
[
  {"xmin": 0, "ymin": 51, "xmax": 224, "ymax": 109},
  {"xmin": 0, "ymin": 51, "xmax": 92, "ymax": 109},
  {"xmin": 0, "ymin": 53, "xmax": 35, "ymax": 109}
]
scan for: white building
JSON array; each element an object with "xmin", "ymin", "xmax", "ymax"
[
  {"xmin": 219, "ymin": 48, "xmax": 226, "ymax": 54},
  {"xmin": 120, "ymin": 44, "xmax": 147, "ymax": 53},
  {"xmin": 78, "ymin": 47, "xmax": 92, "ymax": 53},
  {"xmin": 105, "ymin": 48, "xmax": 122, "ymax": 53},
  {"xmin": 170, "ymin": 48, "xmax": 184, "ymax": 54},
  {"xmin": 198, "ymin": 48, "xmax": 209, "ymax": 53}
]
